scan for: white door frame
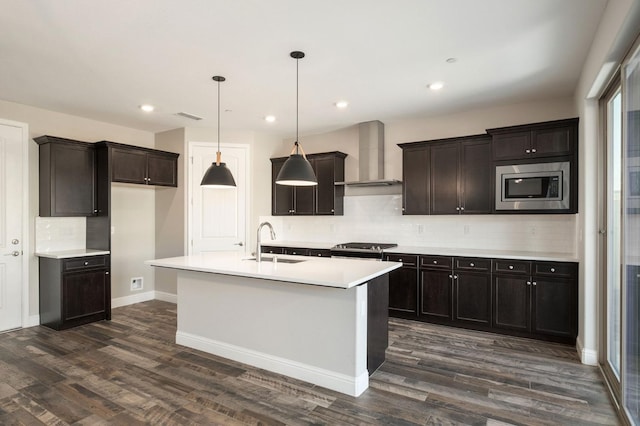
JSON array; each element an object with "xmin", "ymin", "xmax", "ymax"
[
  {"xmin": 0, "ymin": 118, "xmax": 30, "ymax": 329},
  {"xmin": 186, "ymin": 141, "xmax": 251, "ymax": 255}
]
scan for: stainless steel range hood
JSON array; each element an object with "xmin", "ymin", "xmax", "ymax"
[{"xmin": 336, "ymin": 120, "xmax": 402, "ymax": 187}]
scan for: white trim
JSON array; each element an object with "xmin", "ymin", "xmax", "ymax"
[
  {"xmin": 111, "ymin": 291, "xmax": 155, "ymax": 308},
  {"xmin": 576, "ymin": 336, "xmax": 598, "ymax": 365},
  {"xmin": 176, "ymin": 330, "xmax": 369, "ymax": 397},
  {"xmin": 26, "ymin": 314, "xmax": 40, "ymax": 328},
  {"xmin": 0, "ymin": 119, "xmax": 30, "ymax": 330},
  {"xmin": 111, "ymin": 291, "xmax": 177, "ymax": 308},
  {"xmin": 153, "ymin": 291, "xmax": 177, "ymax": 304}
]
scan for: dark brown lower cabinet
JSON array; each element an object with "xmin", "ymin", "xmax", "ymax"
[
  {"xmin": 385, "ymin": 254, "xmax": 418, "ymax": 318},
  {"xmin": 387, "ymin": 253, "xmax": 577, "ymax": 344},
  {"xmin": 39, "ymin": 255, "xmax": 111, "ymax": 330},
  {"xmin": 454, "ymin": 271, "xmax": 492, "ymax": 326}
]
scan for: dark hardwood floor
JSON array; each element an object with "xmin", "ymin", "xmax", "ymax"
[{"xmin": 0, "ymin": 300, "xmax": 618, "ymax": 425}]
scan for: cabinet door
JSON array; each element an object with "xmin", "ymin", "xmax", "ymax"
[
  {"xmin": 293, "ymin": 186, "xmax": 315, "ymax": 215},
  {"xmin": 420, "ymin": 269, "xmax": 453, "ymax": 320},
  {"xmin": 492, "ymin": 132, "xmax": 531, "ymax": 160},
  {"xmin": 430, "ymin": 143, "xmax": 460, "ymax": 215},
  {"xmin": 493, "ymin": 275, "xmax": 530, "ymax": 332},
  {"xmin": 271, "ymin": 158, "xmax": 294, "ymax": 215},
  {"xmin": 111, "ymin": 148, "xmax": 147, "ymax": 184},
  {"xmin": 314, "ymin": 156, "xmax": 339, "ymax": 215},
  {"xmin": 531, "ymin": 278, "xmax": 576, "ymax": 338},
  {"xmin": 531, "ymin": 126, "xmax": 573, "ymax": 158},
  {"xmin": 389, "ymin": 267, "xmax": 418, "ymax": 317},
  {"xmin": 63, "ymin": 270, "xmax": 107, "ymax": 321},
  {"xmin": 460, "ymin": 138, "xmax": 492, "ymax": 214},
  {"xmin": 147, "ymin": 153, "xmax": 177, "ymax": 187},
  {"xmin": 48, "ymin": 143, "xmax": 96, "ymax": 216},
  {"xmin": 454, "ymin": 272, "xmax": 491, "ymax": 325},
  {"xmin": 402, "ymin": 147, "xmax": 429, "ymax": 214}
]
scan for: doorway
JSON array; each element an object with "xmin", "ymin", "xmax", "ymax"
[
  {"xmin": 0, "ymin": 119, "xmax": 28, "ymax": 332},
  {"xmin": 188, "ymin": 142, "xmax": 250, "ymax": 254}
]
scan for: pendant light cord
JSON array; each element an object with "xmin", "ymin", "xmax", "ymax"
[
  {"xmin": 295, "ymin": 55, "xmax": 299, "ymax": 155},
  {"xmin": 216, "ymin": 77, "xmax": 221, "ymax": 164}
]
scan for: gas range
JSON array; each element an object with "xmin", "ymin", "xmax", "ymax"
[{"xmin": 330, "ymin": 242, "xmax": 398, "ymax": 259}]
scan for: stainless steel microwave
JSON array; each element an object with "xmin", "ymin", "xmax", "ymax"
[{"xmin": 495, "ymin": 161, "xmax": 570, "ymax": 211}]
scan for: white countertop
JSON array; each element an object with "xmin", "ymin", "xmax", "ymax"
[
  {"xmin": 385, "ymin": 246, "xmax": 578, "ymax": 262},
  {"xmin": 146, "ymin": 251, "xmax": 401, "ymax": 289},
  {"xmin": 35, "ymin": 249, "xmax": 111, "ymax": 259}
]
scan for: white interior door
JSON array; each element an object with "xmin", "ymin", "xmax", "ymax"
[
  {"xmin": 0, "ymin": 121, "xmax": 26, "ymax": 332},
  {"xmin": 189, "ymin": 142, "xmax": 249, "ymax": 254}
]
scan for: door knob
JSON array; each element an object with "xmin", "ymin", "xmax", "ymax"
[
  {"xmin": 234, "ymin": 242, "xmax": 244, "ymax": 246},
  {"xmin": 11, "ymin": 239, "xmax": 19, "ymax": 245},
  {"xmin": 4, "ymin": 251, "xmax": 20, "ymax": 257}
]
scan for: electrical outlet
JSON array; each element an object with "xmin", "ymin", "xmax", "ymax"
[
  {"xmin": 417, "ymin": 224, "xmax": 425, "ymax": 234},
  {"xmin": 464, "ymin": 225, "xmax": 470, "ymax": 235},
  {"xmin": 131, "ymin": 277, "xmax": 143, "ymax": 291}
]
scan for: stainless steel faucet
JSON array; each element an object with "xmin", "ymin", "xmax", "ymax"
[{"xmin": 256, "ymin": 222, "xmax": 276, "ymax": 263}]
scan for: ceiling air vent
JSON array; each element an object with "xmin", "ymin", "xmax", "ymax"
[{"xmin": 174, "ymin": 111, "xmax": 203, "ymax": 121}]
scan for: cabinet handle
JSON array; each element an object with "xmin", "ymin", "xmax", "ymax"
[
  {"xmin": 433, "ymin": 260, "xmax": 438, "ymax": 264},
  {"xmin": 449, "ymin": 274, "xmax": 453, "ymax": 279},
  {"xmin": 456, "ymin": 207, "xmax": 460, "ymax": 211},
  {"xmin": 106, "ymin": 271, "xmax": 110, "ymax": 275},
  {"xmin": 398, "ymin": 258, "xmax": 403, "ymax": 262},
  {"xmin": 508, "ymin": 265, "xmax": 514, "ymax": 270},
  {"xmin": 470, "ymin": 262, "xmax": 475, "ymax": 267},
  {"xmin": 532, "ymin": 281, "xmax": 537, "ymax": 286},
  {"xmin": 453, "ymin": 275, "xmax": 458, "ymax": 280},
  {"xmin": 527, "ymin": 281, "xmax": 531, "ymax": 285},
  {"xmin": 84, "ymin": 261, "xmax": 89, "ymax": 266},
  {"xmin": 531, "ymin": 148, "xmax": 537, "ymax": 153},
  {"xmin": 550, "ymin": 268, "xmax": 555, "ymax": 273},
  {"xmin": 331, "ymin": 209, "xmax": 334, "ymax": 213},
  {"xmin": 460, "ymin": 206, "xmax": 465, "ymax": 211},
  {"xmin": 525, "ymin": 149, "xmax": 531, "ymax": 153}
]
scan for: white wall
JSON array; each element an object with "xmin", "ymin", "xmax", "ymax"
[{"xmin": 0, "ymin": 99, "xmax": 155, "ymax": 318}]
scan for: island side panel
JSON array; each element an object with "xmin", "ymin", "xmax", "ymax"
[
  {"xmin": 367, "ymin": 274, "xmax": 389, "ymax": 374},
  {"xmin": 175, "ymin": 270, "xmax": 369, "ymax": 396}
]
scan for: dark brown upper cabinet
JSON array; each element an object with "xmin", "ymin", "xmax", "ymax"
[
  {"xmin": 488, "ymin": 118, "xmax": 578, "ymax": 161},
  {"xmin": 99, "ymin": 142, "xmax": 179, "ymax": 187},
  {"xmin": 35, "ymin": 136, "xmax": 97, "ymax": 217},
  {"xmin": 271, "ymin": 151, "xmax": 346, "ymax": 216},
  {"xmin": 399, "ymin": 135, "xmax": 492, "ymax": 215}
]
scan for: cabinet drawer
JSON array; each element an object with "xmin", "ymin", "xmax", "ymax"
[
  {"xmin": 309, "ymin": 249, "xmax": 331, "ymax": 258},
  {"xmin": 420, "ymin": 255, "xmax": 453, "ymax": 269},
  {"xmin": 385, "ymin": 254, "xmax": 418, "ymax": 267},
  {"xmin": 283, "ymin": 247, "xmax": 309, "ymax": 256},
  {"xmin": 493, "ymin": 259, "xmax": 531, "ymax": 275},
  {"xmin": 64, "ymin": 256, "xmax": 107, "ymax": 271},
  {"xmin": 534, "ymin": 261, "xmax": 577, "ymax": 279},
  {"xmin": 455, "ymin": 257, "xmax": 491, "ymax": 271}
]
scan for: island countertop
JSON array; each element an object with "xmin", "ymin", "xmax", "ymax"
[{"xmin": 146, "ymin": 251, "xmax": 401, "ymax": 289}]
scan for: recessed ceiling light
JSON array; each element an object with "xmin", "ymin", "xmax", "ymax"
[
  {"xmin": 139, "ymin": 104, "xmax": 155, "ymax": 112},
  {"xmin": 446, "ymin": 57, "xmax": 457, "ymax": 64},
  {"xmin": 265, "ymin": 115, "xmax": 276, "ymax": 123},
  {"xmin": 427, "ymin": 82, "xmax": 444, "ymax": 91},
  {"xmin": 335, "ymin": 100, "xmax": 349, "ymax": 109}
]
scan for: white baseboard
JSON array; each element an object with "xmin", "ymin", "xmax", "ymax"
[
  {"xmin": 176, "ymin": 330, "xmax": 369, "ymax": 397},
  {"xmin": 576, "ymin": 337, "xmax": 598, "ymax": 365},
  {"xmin": 153, "ymin": 291, "xmax": 177, "ymax": 304},
  {"xmin": 111, "ymin": 291, "xmax": 177, "ymax": 309},
  {"xmin": 111, "ymin": 291, "xmax": 156, "ymax": 308}
]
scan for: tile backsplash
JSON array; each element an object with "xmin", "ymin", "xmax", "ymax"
[
  {"xmin": 260, "ymin": 194, "xmax": 577, "ymax": 255},
  {"xmin": 35, "ymin": 217, "xmax": 86, "ymax": 252}
]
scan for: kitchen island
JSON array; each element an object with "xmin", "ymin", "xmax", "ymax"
[{"xmin": 146, "ymin": 252, "xmax": 401, "ymax": 397}]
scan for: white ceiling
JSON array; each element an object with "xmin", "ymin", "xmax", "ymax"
[{"xmin": 0, "ymin": 0, "xmax": 607, "ymax": 138}]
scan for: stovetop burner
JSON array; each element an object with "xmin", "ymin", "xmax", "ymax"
[{"xmin": 332, "ymin": 242, "xmax": 398, "ymax": 251}]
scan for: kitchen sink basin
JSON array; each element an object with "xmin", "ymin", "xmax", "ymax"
[{"xmin": 242, "ymin": 256, "xmax": 306, "ymax": 264}]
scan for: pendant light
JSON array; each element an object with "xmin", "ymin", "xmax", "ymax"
[
  {"xmin": 200, "ymin": 75, "xmax": 237, "ymax": 188},
  {"xmin": 275, "ymin": 51, "xmax": 318, "ymax": 186}
]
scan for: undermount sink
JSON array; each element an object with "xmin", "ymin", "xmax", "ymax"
[{"xmin": 242, "ymin": 256, "xmax": 306, "ymax": 264}]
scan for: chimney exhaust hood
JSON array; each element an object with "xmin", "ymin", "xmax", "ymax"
[{"xmin": 336, "ymin": 120, "xmax": 402, "ymax": 187}]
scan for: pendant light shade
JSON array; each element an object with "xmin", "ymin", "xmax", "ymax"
[
  {"xmin": 201, "ymin": 75, "xmax": 236, "ymax": 188},
  {"xmin": 275, "ymin": 51, "xmax": 317, "ymax": 187}
]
